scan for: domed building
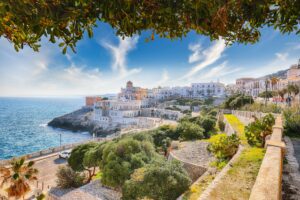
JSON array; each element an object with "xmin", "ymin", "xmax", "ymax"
[{"xmin": 119, "ymin": 81, "xmax": 148, "ymax": 100}]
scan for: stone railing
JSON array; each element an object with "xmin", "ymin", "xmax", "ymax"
[
  {"xmin": 249, "ymin": 115, "xmax": 285, "ymax": 200},
  {"xmin": 0, "ymin": 137, "xmax": 106, "ymax": 166}
]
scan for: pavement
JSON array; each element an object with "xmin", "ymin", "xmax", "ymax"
[
  {"xmin": 32, "ymin": 153, "xmax": 67, "ymax": 191},
  {"xmin": 291, "ymin": 138, "xmax": 300, "ymax": 172},
  {"xmin": 0, "ymin": 152, "xmax": 67, "ymax": 199}
]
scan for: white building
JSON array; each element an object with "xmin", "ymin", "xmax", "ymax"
[
  {"xmin": 191, "ymin": 82, "xmax": 226, "ymax": 98},
  {"xmin": 93, "ymin": 99, "xmax": 142, "ymax": 128},
  {"xmin": 154, "ymin": 82, "xmax": 226, "ymax": 100}
]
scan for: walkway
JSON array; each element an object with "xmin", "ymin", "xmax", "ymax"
[{"xmin": 291, "ymin": 138, "xmax": 300, "ymax": 172}]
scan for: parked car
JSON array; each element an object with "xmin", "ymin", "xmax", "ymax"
[{"xmin": 58, "ymin": 149, "xmax": 72, "ymax": 159}]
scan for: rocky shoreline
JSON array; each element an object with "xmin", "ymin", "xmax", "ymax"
[{"xmin": 48, "ymin": 107, "xmax": 118, "ymax": 136}]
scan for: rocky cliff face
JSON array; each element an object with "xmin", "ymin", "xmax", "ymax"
[{"xmin": 48, "ymin": 107, "xmax": 117, "ymax": 136}]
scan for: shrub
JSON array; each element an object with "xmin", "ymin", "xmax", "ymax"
[
  {"xmin": 283, "ymin": 108, "xmax": 300, "ymax": 137},
  {"xmin": 258, "ymin": 91, "xmax": 277, "ymax": 98},
  {"xmin": 177, "ymin": 121, "xmax": 204, "ymax": 140},
  {"xmin": 196, "ymin": 116, "xmax": 217, "ymax": 137},
  {"xmin": 122, "ymin": 160, "xmax": 191, "ymax": 200},
  {"xmin": 218, "ymin": 120, "xmax": 225, "ymax": 131},
  {"xmin": 241, "ymin": 102, "xmax": 282, "ymax": 113},
  {"xmin": 100, "ymin": 138, "xmax": 156, "ymax": 188},
  {"xmin": 56, "ymin": 166, "xmax": 85, "ymax": 188},
  {"xmin": 151, "ymin": 125, "xmax": 178, "ymax": 150},
  {"xmin": 224, "ymin": 94, "xmax": 253, "ymax": 109},
  {"xmin": 245, "ymin": 114, "xmax": 275, "ymax": 147},
  {"xmin": 208, "ymin": 134, "xmax": 240, "ymax": 161}
]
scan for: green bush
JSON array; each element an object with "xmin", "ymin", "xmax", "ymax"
[
  {"xmin": 241, "ymin": 102, "xmax": 282, "ymax": 113},
  {"xmin": 258, "ymin": 91, "xmax": 277, "ymax": 98},
  {"xmin": 122, "ymin": 160, "xmax": 191, "ymax": 200},
  {"xmin": 177, "ymin": 121, "xmax": 204, "ymax": 140},
  {"xmin": 244, "ymin": 114, "xmax": 275, "ymax": 147},
  {"xmin": 196, "ymin": 116, "xmax": 217, "ymax": 137},
  {"xmin": 56, "ymin": 166, "xmax": 85, "ymax": 188},
  {"xmin": 208, "ymin": 134, "xmax": 240, "ymax": 161},
  {"xmin": 218, "ymin": 120, "xmax": 226, "ymax": 131},
  {"xmin": 100, "ymin": 138, "xmax": 156, "ymax": 188},
  {"xmin": 283, "ymin": 108, "xmax": 300, "ymax": 138},
  {"xmin": 224, "ymin": 94, "xmax": 253, "ymax": 109}
]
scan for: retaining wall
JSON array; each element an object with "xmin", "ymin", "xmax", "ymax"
[
  {"xmin": 249, "ymin": 115, "xmax": 285, "ymax": 200},
  {"xmin": 223, "ymin": 116, "xmax": 235, "ymax": 135},
  {"xmin": 168, "ymin": 151, "xmax": 207, "ymax": 182}
]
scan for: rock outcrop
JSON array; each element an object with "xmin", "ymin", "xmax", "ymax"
[{"xmin": 48, "ymin": 107, "xmax": 117, "ymax": 136}]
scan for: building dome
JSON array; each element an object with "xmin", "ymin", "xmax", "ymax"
[{"xmin": 126, "ymin": 81, "xmax": 133, "ymax": 88}]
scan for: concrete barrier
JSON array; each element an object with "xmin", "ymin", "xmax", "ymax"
[{"xmin": 249, "ymin": 116, "xmax": 285, "ymax": 200}]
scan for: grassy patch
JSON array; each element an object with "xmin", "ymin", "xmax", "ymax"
[
  {"xmin": 224, "ymin": 114, "xmax": 247, "ymax": 144},
  {"xmin": 93, "ymin": 171, "xmax": 102, "ymax": 180},
  {"xmin": 182, "ymin": 173, "xmax": 217, "ymax": 200},
  {"xmin": 209, "ymin": 147, "xmax": 265, "ymax": 200}
]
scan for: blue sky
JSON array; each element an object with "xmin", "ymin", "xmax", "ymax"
[{"xmin": 0, "ymin": 22, "xmax": 299, "ymax": 97}]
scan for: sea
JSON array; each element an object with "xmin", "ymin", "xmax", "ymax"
[{"xmin": 0, "ymin": 97, "xmax": 92, "ymax": 160}]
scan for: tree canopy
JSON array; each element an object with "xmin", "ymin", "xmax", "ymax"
[
  {"xmin": 100, "ymin": 138, "xmax": 156, "ymax": 188},
  {"xmin": 0, "ymin": 0, "xmax": 299, "ymax": 53},
  {"xmin": 122, "ymin": 160, "xmax": 191, "ymax": 200}
]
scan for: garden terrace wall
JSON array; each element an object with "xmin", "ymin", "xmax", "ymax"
[
  {"xmin": 168, "ymin": 149, "xmax": 207, "ymax": 182},
  {"xmin": 249, "ymin": 116, "xmax": 285, "ymax": 200}
]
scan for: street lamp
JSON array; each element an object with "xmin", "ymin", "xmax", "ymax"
[{"xmin": 59, "ymin": 133, "xmax": 62, "ymax": 147}]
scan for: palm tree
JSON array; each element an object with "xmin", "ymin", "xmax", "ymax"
[
  {"xmin": 0, "ymin": 157, "xmax": 38, "ymax": 199},
  {"xmin": 278, "ymin": 89, "xmax": 286, "ymax": 101},
  {"xmin": 270, "ymin": 76, "xmax": 279, "ymax": 103},
  {"xmin": 270, "ymin": 76, "xmax": 279, "ymax": 91},
  {"xmin": 264, "ymin": 79, "xmax": 270, "ymax": 106}
]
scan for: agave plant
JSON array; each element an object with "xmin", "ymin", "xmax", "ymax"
[{"xmin": 0, "ymin": 157, "xmax": 38, "ymax": 199}]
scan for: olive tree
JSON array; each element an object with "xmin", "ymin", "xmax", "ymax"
[{"xmin": 68, "ymin": 142, "xmax": 103, "ymax": 183}]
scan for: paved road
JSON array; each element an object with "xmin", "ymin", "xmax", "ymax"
[
  {"xmin": 32, "ymin": 153, "xmax": 67, "ymax": 191},
  {"xmin": 291, "ymin": 138, "xmax": 300, "ymax": 172}
]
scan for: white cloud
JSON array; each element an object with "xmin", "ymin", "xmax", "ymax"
[
  {"xmin": 183, "ymin": 39, "xmax": 227, "ymax": 79},
  {"xmin": 275, "ymin": 52, "xmax": 288, "ymax": 61},
  {"xmin": 239, "ymin": 53, "xmax": 297, "ymax": 78},
  {"xmin": 197, "ymin": 62, "xmax": 241, "ymax": 82},
  {"xmin": 101, "ymin": 36, "xmax": 142, "ymax": 78},
  {"xmin": 156, "ymin": 69, "xmax": 169, "ymax": 86},
  {"xmin": 188, "ymin": 43, "xmax": 202, "ymax": 63}
]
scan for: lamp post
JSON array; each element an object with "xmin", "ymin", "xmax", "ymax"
[{"xmin": 59, "ymin": 133, "xmax": 62, "ymax": 147}]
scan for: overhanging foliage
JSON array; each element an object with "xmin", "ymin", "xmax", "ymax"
[{"xmin": 0, "ymin": 0, "xmax": 299, "ymax": 53}]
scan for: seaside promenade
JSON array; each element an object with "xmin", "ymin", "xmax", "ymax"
[{"xmin": 0, "ymin": 118, "xmax": 178, "ymax": 199}]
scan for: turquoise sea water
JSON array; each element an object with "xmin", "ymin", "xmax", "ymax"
[{"xmin": 0, "ymin": 97, "xmax": 92, "ymax": 160}]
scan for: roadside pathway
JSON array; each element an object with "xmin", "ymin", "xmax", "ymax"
[
  {"xmin": 291, "ymin": 138, "xmax": 300, "ymax": 172},
  {"xmin": 283, "ymin": 137, "xmax": 300, "ymax": 200}
]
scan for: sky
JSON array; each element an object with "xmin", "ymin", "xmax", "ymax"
[{"xmin": 0, "ymin": 22, "xmax": 299, "ymax": 97}]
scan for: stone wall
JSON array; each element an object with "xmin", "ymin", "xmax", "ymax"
[
  {"xmin": 249, "ymin": 116, "xmax": 285, "ymax": 200},
  {"xmin": 0, "ymin": 137, "xmax": 105, "ymax": 166},
  {"xmin": 223, "ymin": 116, "xmax": 235, "ymax": 135},
  {"xmin": 168, "ymin": 151, "xmax": 207, "ymax": 182}
]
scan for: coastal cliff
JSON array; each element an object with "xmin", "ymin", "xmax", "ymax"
[{"xmin": 48, "ymin": 107, "xmax": 117, "ymax": 135}]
